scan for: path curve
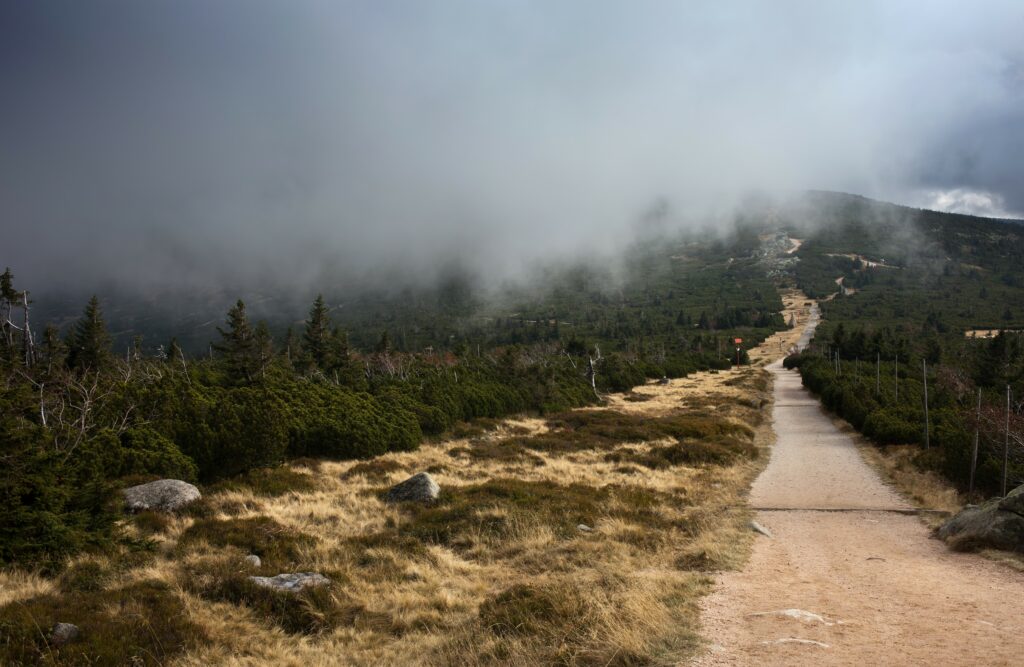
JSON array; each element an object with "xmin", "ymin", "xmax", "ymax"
[{"xmin": 693, "ymin": 302, "xmax": 1024, "ymax": 666}]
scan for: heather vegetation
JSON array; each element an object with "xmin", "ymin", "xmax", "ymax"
[{"xmin": 0, "ymin": 230, "xmax": 782, "ymax": 572}]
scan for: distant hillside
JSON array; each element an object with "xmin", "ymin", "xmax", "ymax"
[{"xmin": 21, "ymin": 190, "xmax": 1024, "ymax": 357}]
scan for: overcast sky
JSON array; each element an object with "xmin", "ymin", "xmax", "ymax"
[{"xmin": 3, "ymin": 1, "xmax": 1023, "ymax": 292}]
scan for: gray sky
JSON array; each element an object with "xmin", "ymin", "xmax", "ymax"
[{"xmin": 3, "ymin": 1, "xmax": 1023, "ymax": 292}]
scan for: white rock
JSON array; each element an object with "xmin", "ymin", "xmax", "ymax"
[
  {"xmin": 577, "ymin": 524, "xmax": 593, "ymax": 532},
  {"xmin": 122, "ymin": 479, "xmax": 201, "ymax": 513},
  {"xmin": 761, "ymin": 638, "xmax": 830, "ymax": 648},
  {"xmin": 248, "ymin": 572, "xmax": 330, "ymax": 593},
  {"xmin": 244, "ymin": 554, "xmax": 262, "ymax": 568},
  {"xmin": 749, "ymin": 520, "xmax": 773, "ymax": 537},
  {"xmin": 748, "ymin": 608, "xmax": 834, "ymax": 625}
]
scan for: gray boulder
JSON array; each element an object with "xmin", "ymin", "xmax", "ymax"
[
  {"xmin": 244, "ymin": 554, "xmax": 262, "ymax": 568},
  {"xmin": 385, "ymin": 472, "xmax": 440, "ymax": 503},
  {"xmin": 998, "ymin": 484, "xmax": 1024, "ymax": 515},
  {"xmin": 122, "ymin": 479, "xmax": 201, "ymax": 513},
  {"xmin": 936, "ymin": 483, "xmax": 1024, "ymax": 552},
  {"xmin": 248, "ymin": 572, "xmax": 329, "ymax": 593},
  {"xmin": 50, "ymin": 622, "xmax": 79, "ymax": 646}
]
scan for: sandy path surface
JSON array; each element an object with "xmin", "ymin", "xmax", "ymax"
[{"xmin": 693, "ymin": 304, "xmax": 1024, "ymax": 666}]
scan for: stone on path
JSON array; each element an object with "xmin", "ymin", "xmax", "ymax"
[{"xmin": 749, "ymin": 520, "xmax": 772, "ymax": 538}]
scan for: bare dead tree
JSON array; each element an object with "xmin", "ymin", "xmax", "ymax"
[{"xmin": 21, "ymin": 291, "xmax": 36, "ymax": 367}]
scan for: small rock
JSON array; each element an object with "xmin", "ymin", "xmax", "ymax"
[
  {"xmin": 749, "ymin": 608, "xmax": 834, "ymax": 625},
  {"xmin": 750, "ymin": 520, "xmax": 772, "ymax": 538},
  {"xmin": 657, "ymin": 377, "xmax": 670, "ymax": 385},
  {"xmin": 761, "ymin": 638, "xmax": 829, "ymax": 648},
  {"xmin": 50, "ymin": 622, "xmax": 79, "ymax": 646},
  {"xmin": 248, "ymin": 572, "xmax": 330, "ymax": 593},
  {"xmin": 385, "ymin": 472, "xmax": 440, "ymax": 503},
  {"xmin": 577, "ymin": 524, "xmax": 593, "ymax": 532},
  {"xmin": 244, "ymin": 554, "xmax": 261, "ymax": 568},
  {"xmin": 122, "ymin": 479, "xmax": 201, "ymax": 513}
]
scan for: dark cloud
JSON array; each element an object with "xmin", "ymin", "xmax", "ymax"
[{"xmin": 3, "ymin": 1, "xmax": 1023, "ymax": 292}]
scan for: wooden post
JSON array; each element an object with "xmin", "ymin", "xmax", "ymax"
[
  {"xmin": 970, "ymin": 387, "xmax": 981, "ymax": 494},
  {"xmin": 1004, "ymin": 384, "xmax": 1011, "ymax": 496},
  {"xmin": 922, "ymin": 360, "xmax": 930, "ymax": 450}
]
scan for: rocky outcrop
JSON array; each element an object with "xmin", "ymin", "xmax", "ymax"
[
  {"xmin": 385, "ymin": 472, "xmax": 440, "ymax": 503},
  {"xmin": 122, "ymin": 479, "xmax": 201, "ymax": 513},
  {"xmin": 936, "ymin": 484, "xmax": 1024, "ymax": 552},
  {"xmin": 248, "ymin": 572, "xmax": 329, "ymax": 593}
]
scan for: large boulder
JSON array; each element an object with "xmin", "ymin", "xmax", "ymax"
[
  {"xmin": 122, "ymin": 479, "xmax": 201, "ymax": 513},
  {"xmin": 385, "ymin": 472, "xmax": 440, "ymax": 503},
  {"xmin": 248, "ymin": 572, "xmax": 329, "ymax": 593},
  {"xmin": 936, "ymin": 484, "xmax": 1024, "ymax": 552}
]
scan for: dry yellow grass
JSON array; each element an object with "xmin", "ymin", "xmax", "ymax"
[{"xmin": 1, "ymin": 310, "xmax": 797, "ymax": 666}]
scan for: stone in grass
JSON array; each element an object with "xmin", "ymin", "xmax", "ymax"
[
  {"xmin": 385, "ymin": 472, "xmax": 440, "ymax": 504},
  {"xmin": 577, "ymin": 524, "xmax": 593, "ymax": 532},
  {"xmin": 750, "ymin": 520, "xmax": 773, "ymax": 538},
  {"xmin": 50, "ymin": 622, "xmax": 79, "ymax": 646},
  {"xmin": 122, "ymin": 479, "xmax": 201, "ymax": 513},
  {"xmin": 244, "ymin": 554, "xmax": 262, "ymax": 568},
  {"xmin": 248, "ymin": 572, "xmax": 330, "ymax": 593}
]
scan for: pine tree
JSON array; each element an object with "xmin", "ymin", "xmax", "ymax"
[
  {"xmin": 302, "ymin": 294, "xmax": 332, "ymax": 370},
  {"xmin": 213, "ymin": 299, "xmax": 256, "ymax": 383},
  {"xmin": 68, "ymin": 296, "xmax": 111, "ymax": 371}
]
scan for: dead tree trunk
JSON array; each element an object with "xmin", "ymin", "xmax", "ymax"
[{"xmin": 21, "ymin": 291, "xmax": 35, "ymax": 367}]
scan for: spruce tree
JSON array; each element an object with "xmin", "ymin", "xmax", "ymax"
[
  {"xmin": 302, "ymin": 294, "xmax": 332, "ymax": 370},
  {"xmin": 213, "ymin": 299, "xmax": 256, "ymax": 383},
  {"xmin": 376, "ymin": 330, "xmax": 391, "ymax": 355},
  {"xmin": 253, "ymin": 321, "xmax": 274, "ymax": 379},
  {"xmin": 68, "ymin": 296, "xmax": 111, "ymax": 371}
]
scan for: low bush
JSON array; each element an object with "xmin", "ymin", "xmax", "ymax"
[
  {"xmin": 0, "ymin": 580, "xmax": 208, "ymax": 666},
  {"xmin": 208, "ymin": 466, "xmax": 316, "ymax": 497}
]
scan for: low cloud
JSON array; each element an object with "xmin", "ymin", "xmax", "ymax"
[
  {"xmin": 911, "ymin": 189, "xmax": 1022, "ymax": 220},
  {"xmin": 2, "ymin": 1, "xmax": 1024, "ymax": 294}
]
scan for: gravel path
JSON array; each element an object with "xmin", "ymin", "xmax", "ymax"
[{"xmin": 693, "ymin": 305, "xmax": 1024, "ymax": 666}]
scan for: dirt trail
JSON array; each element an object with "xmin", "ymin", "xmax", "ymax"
[{"xmin": 693, "ymin": 300, "xmax": 1024, "ymax": 666}]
